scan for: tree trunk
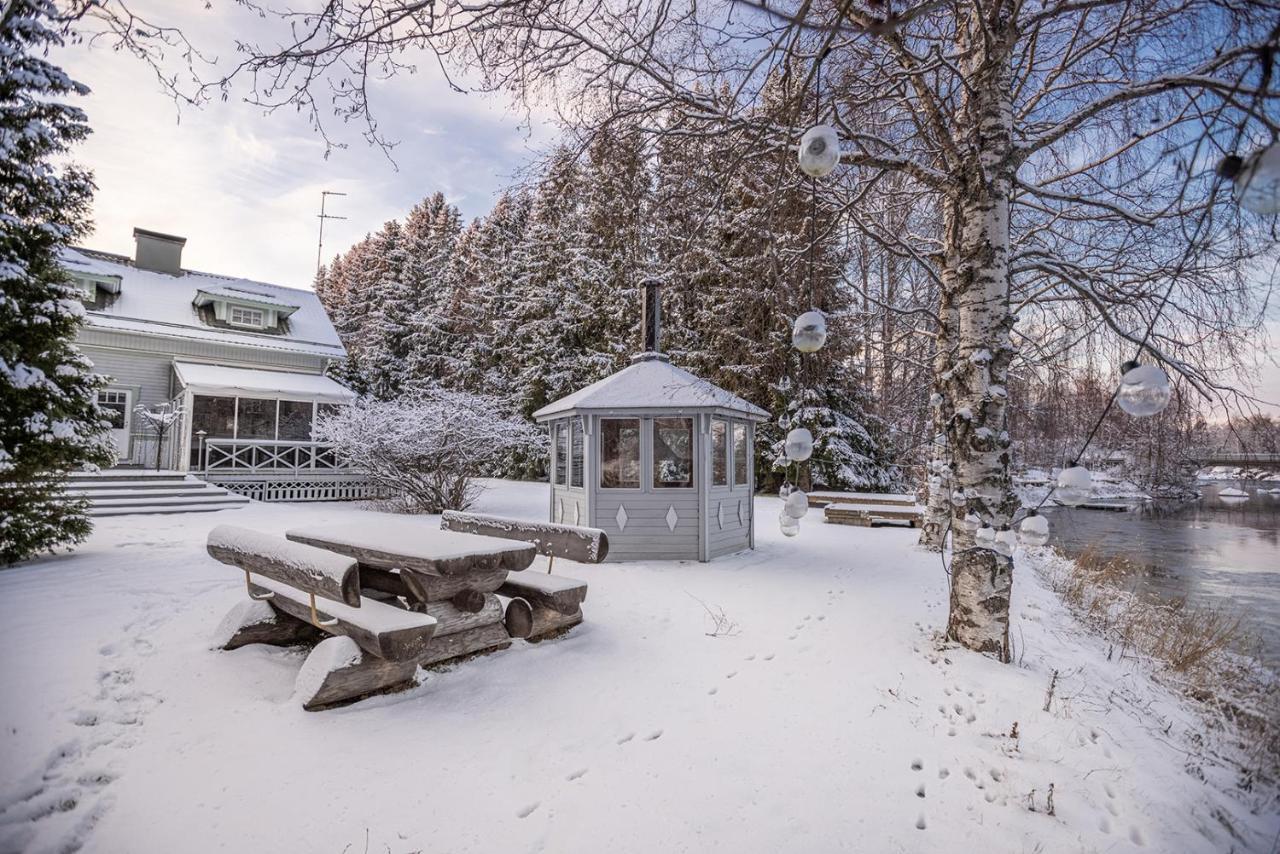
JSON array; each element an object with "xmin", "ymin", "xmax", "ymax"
[{"xmin": 940, "ymin": 24, "xmax": 1018, "ymax": 661}]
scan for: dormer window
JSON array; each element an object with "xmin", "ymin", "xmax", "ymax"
[
  {"xmin": 229, "ymin": 305, "xmax": 265, "ymax": 328},
  {"xmin": 193, "ymin": 285, "xmax": 300, "ymax": 334}
]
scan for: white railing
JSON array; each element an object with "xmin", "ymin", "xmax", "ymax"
[{"xmin": 201, "ymin": 439, "xmax": 351, "ymax": 474}]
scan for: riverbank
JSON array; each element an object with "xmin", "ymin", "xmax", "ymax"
[{"xmin": 1, "ymin": 480, "xmax": 1276, "ymax": 852}]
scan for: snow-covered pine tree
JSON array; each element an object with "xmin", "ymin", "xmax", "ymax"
[
  {"xmin": 401, "ymin": 192, "xmax": 466, "ymax": 390},
  {"xmin": 0, "ymin": 0, "xmax": 114, "ymax": 565}
]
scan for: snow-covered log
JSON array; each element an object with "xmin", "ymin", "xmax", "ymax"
[
  {"xmin": 417, "ymin": 622, "xmax": 512, "ymax": 668},
  {"xmin": 498, "ymin": 573, "xmax": 588, "ymax": 617},
  {"xmin": 440, "ymin": 511, "xmax": 609, "ymax": 564},
  {"xmin": 410, "ymin": 569, "xmax": 509, "ymax": 603},
  {"xmin": 207, "ymin": 525, "xmax": 362, "ymax": 608},
  {"xmin": 503, "ymin": 598, "xmax": 584, "ymax": 641},
  {"xmin": 248, "ymin": 578, "xmax": 437, "ymax": 662},
  {"xmin": 294, "ymin": 637, "xmax": 418, "ymax": 711},
  {"xmin": 212, "ymin": 600, "xmax": 320, "ymax": 651}
]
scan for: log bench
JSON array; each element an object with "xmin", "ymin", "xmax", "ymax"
[
  {"xmin": 440, "ymin": 511, "xmax": 604, "ymax": 642},
  {"xmin": 807, "ymin": 491, "xmax": 919, "ymax": 510},
  {"xmin": 823, "ymin": 501, "xmax": 925, "ymax": 528},
  {"xmin": 211, "ymin": 515, "xmax": 607, "ymax": 710}
]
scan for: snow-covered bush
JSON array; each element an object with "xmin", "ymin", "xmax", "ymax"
[{"xmin": 313, "ymin": 388, "xmax": 546, "ymax": 513}]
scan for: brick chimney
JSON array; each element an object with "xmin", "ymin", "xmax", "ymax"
[{"xmin": 133, "ymin": 228, "xmax": 186, "ymax": 275}]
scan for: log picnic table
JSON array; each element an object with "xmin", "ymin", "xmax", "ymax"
[
  {"xmin": 823, "ymin": 501, "xmax": 925, "ymax": 528},
  {"xmin": 210, "ymin": 514, "xmax": 606, "ymax": 710}
]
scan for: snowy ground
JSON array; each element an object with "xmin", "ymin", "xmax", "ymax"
[{"xmin": 1, "ymin": 479, "xmax": 1275, "ymax": 853}]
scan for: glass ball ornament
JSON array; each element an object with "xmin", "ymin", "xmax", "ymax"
[
  {"xmin": 798, "ymin": 125, "xmax": 841, "ymax": 177},
  {"xmin": 994, "ymin": 527, "xmax": 1018, "ymax": 557},
  {"xmin": 1116, "ymin": 362, "xmax": 1172, "ymax": 418},
  {"xmin": 1018, "ymin": 512, "xmax": 1050, "ymax": 547},
  {"xmin": 785, "ymin": 489, "xmax": 810, "ymax": 519},
  {"xmin": 1055, "ymin": 465, "xmax": 1092, "ymax": 507},
  {"xmin": 785, "ymin": 427, "xmax": 814, "ymax": 462},
  {"xmin": 779, "ymin": 481, "xmax": 795, "ymax": 499},
  {"xmin": 792, "ymin": 311, "xmax": 828, "ymax": 353},
  {"xmin": 779, "ymin": 511, "xmax": 800, "ymax": 538},
  {"xmin": 1231, "ymin": 142, "xmax": 1280, "ymax": 215},
  {"xmin": 974, "ymin": 525, "xmax": 996, "ymax": 548},
  {"xmin": 961, "ymin": 512, "xmax": 982, "ymax": 532}
]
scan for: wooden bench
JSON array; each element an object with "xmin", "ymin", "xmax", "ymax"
[
  {"xmin": 440, "ymin": 512, "xmax": 604, "ymax": 641},
  {"xmin": 823, "ymin": 501, "xmax": 925, "ymax": 528}
]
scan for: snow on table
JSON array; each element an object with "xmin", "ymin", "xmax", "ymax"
[{"xmin": 286, "ymin": 518, "xmax": 537, "ymax": 575}]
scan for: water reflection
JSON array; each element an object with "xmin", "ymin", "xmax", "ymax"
[{"xmin": 1043, "ymin": 480, "xmax": 1280, "ymax": 666}]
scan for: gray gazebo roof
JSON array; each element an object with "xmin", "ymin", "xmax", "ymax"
[{"xmin": 532, "ymin": 355, "xmax": 769, "ymax": 422}]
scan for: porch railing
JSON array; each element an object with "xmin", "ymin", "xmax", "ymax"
[{"xmin": 200, "ymin": 439, "xmax": 351, "ymax": 474}]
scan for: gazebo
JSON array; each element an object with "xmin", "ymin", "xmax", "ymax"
[{"xmin": 532, "ymin": 283, "xmax": 769, "ymax": 561}]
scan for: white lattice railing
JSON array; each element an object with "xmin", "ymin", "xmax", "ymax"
[{"xmin": 200, "ymin": 439, "xmax": 352, "ymax": 474}]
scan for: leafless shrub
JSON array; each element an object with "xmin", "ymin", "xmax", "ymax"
[{"xmin": 689, "ymin": 594, "xmax": 741, "ymax": 639}]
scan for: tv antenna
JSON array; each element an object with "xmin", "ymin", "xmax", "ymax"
[{"xmin": 316, "ymin": 190, "xmax": 348, "ymax": 274}]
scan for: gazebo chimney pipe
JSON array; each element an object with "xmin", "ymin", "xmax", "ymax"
[{"xmin": 642, "ymin": 279, "xmax": 661, "ymax": 353}]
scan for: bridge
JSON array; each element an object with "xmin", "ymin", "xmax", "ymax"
[{"xmin": 1191, "ymin": 452, "xmax": 1280, "ymax": 469}]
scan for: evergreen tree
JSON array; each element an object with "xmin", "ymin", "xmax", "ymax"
[{"xmin": 0, "ymin": 0, "xmax": 114, "ymax": 565}]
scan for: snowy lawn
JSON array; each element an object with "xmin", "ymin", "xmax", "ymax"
[{"xmin": 0, "ymin": 479, "xmax": 1272, "ymax": 853}]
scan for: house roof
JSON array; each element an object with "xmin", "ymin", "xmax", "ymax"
[
  {"xmin": 60, "ymin": 247, "xmax": 345, "ymax": 359},
  {"xmin": 533, "ymin": 355, "xmax": 770, "ymax": 422},
  {"xmin": 173, "ymin": 362, "xmax": 356, "ymax": 404}
]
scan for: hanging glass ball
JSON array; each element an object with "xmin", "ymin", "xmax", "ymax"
[
  {"xmin": 961, "ymin": 512, "xmax": 982, "ymax": 532},
  {"xmin": 994, "ymin": 527, "xmax": 1017, "ymax": 557},
  {"xmin": 779, "ymin": 511, "xmax": 800, "ymax": 537},
  {"xmin": 798, "ymin": 125, "xmax": 841, "ymax": 177},
  {"xmin": 1055, "ymin": 465, "xmax": 1092, "ymax": 507},
  {"xmin": 974, "ymin": 525, "xmax": 996, "ymax": 548},
  {"xmin": 785, "ymin": 427, "xmax": 814, "ymax": 462},
  {"xmin": 1116, "ymin": 363, "xmax": 1172, "ymax": 417},
  {"xmin": 1018, "ymin": 512, "xmax": 1050, "ymax": 547},
  {"xmin": 1232, "ymin": 142, "xmax": 1280, "ymax": 215},
  {"xmin": 785, "ymin": 490, "xmax": 809, "ymax": 519},
  {"xmin": 792, "ymin": 311, "xmax": 828, "ymax": 353},
  {"xmin": 779, "ymin": 481, "xmax": 794, "ymax": 499}
]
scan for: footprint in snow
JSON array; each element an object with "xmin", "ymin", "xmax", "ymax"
[
  {"xmin": 763, "ymin": 653, "xmax": 775, "ymax": 661},
  {"xmin": 708, "ymin": 687, "xmax": 718, "ymax": 695},
  {"xmin": 566, "ymin": 769, "xmax": 588, "ymax": 782},
  {"xmin": 937, "ymin": 768, "xmax": 950, "ymax": 779},
  {"xmin": 910, "ymin": 759, "xmax": 924, "ymax": 772},
  {"xmin": 516, "ymin": 802, "xmax": 540, "ymax": 819},
  {"xmin": 725, "ymin": 671, "xmax": 737, "ymax": 679},
  {"xmin": 1129, "ymin": 827, "xmax": 1144, "ymax": 846},
  {"xmin": 644, "ymin": 730, "xmax": 663, "ymax": 741},
  {"xmin": 915, "ymin": 814, "xmax": 927, "ymax": 830},
  {"xmin": 915, "ymin": 784, "xmax": 926, "ymax": 798},
  {"xmin": 617, "ymin": 733, "xmax": 635, "ymax": 745},
  {"xmin": 745, "ymin": 654, "xmax": 756, "ymax": 661}
]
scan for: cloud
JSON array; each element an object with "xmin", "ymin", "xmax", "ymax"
[{"xmin": 54, "ymin": 1, "xmax": 555, "ymax": 290}]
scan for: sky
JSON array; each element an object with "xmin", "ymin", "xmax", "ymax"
[
  {"xmin": 54, "ymin": 1, "xmax": 554, "ymax": 291},
  {"xmin": 50, "ymin": 1, "xmax": 1279, "ymax": 416}
]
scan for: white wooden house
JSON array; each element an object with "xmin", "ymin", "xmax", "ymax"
[
  {"xmin": 532, "ymin": 283, "xmax": 769, "ymax": 561},
  {"xmin": 63, "ymin": 228, "xmax": 366, "ymax": 502}
]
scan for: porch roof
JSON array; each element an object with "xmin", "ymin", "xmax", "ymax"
[{"xmin": 173, "ymin": 362, "xmax": 356, "ymax": 404}]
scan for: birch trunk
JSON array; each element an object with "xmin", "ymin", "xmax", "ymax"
[
  {"xmin": 940, "ymin": 19, "xmax": 1019, "ymax": 661},
  {"xmin": 918, "ymin": 262, "xmax": 958, "ymax": 551}
]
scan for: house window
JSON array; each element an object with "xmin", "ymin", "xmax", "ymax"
[
  {"xmin": 97, "ymin": 390, "xmax": 128, "ymax": 429},
  {"xmin": 228, "ymin": 305, "xmax": 265, "ymax": 328},
  {"xmin": 711, "ymin": 419, "xmax": 728, "ymax": 487},
  {"xmin": 278, "ymin": 400, "xmax": 314, "ymax": 441},
  {"xmin": 600, "ymin": 418, "xmax": 641, "ymax": 489},
  {"xmin": 732, "ymin": 423, "xmax": 748, "ymax": 488},
  {"xmin": 570, "ymin": 418, "xmax": 584, "ymax": 488},
  {"xmin": 653, "ymin": 417, "xmax": 694, "ymax": 489},
  {"xmin": 237, "ymin": 398, "xmax": 277, "ymax": 439},
  {"xmin": 190, "ymin": 395, "xmax": 236, "ymax": 468},
  {"xmin": 553, "ymin": 422, "xmax": 568, "ymax": 485}
]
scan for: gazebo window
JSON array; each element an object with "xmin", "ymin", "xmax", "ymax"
[
  {"xmin": 600, "ymin": 418, "xmax": 641, "ymax": 489},
  {"xmin": 711, "ymin": 419, "xmax": 728, "ymax": 487},
  {"xmin": 654, "ymin": 417, "xmax": 694, "ymax": 489},
  {"xmin": 570, "ymin": 419, "xmax": 584, "ymax": 488},
  {"xmin": 553, "ymin": 422, "xmax": 568, "ymax": 485},
  {"xmin": 732, "ymin": 422, "xmax": 748, "ymax": 487}
]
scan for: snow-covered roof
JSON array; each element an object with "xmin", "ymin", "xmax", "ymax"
[
  {"xmin": 60, "ymin": 247, "xmax": 344, "ymax": 359},
  {"xmin": 193, "ymin": 285, "xmax": 301, "ymax": 315},
  {"xmin": 173, "ymin": 362, "xmax": 356, "ymax": 404},
  {"xmin": 533, "ymin": 355, "xmax": 770, "ymax": 422}
]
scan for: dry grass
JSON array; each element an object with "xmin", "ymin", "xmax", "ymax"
[{"xmin": 1040, "ymin": 545, "xmax": 1280, "ymax": 785}]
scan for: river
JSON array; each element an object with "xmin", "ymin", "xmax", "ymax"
[{"xmin": 1042, "ymin": 479, "xmax": 1280, "ymax": 668}]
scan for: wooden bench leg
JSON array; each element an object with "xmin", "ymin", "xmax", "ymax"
[
  {"xmin": 214, "ymin": 600, "xmax": 321, "ymax": 651},
  {"xmin": 295, "ymin": 637, "xmax": 419, "ymax": 711}
]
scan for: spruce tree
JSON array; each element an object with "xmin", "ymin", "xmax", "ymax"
[{"xmin": 0, "ymin": 0, "xmax": 114, "ymax": 565}]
